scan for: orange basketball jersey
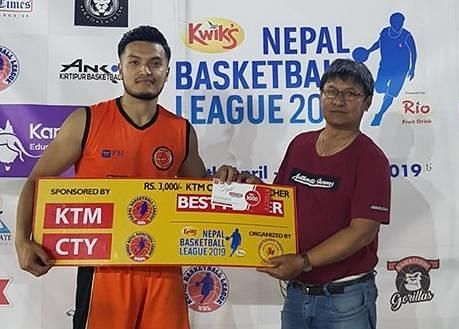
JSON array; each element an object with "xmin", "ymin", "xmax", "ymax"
[
  {"xmin": 72, "ymin": 98, "xmax": 191, "ymax": 329},
  {"xmin": 76, "ymin": 97, "xmax": 188, "ymax": 178}
]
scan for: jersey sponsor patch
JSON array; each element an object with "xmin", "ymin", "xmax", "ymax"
[
  {"xmin": 152, "ymin": 146, "xmax": 173, "ymax": 170},
  {"xmin": 289, "ymin": 168, "xmax": 339, "ymax": 190}
]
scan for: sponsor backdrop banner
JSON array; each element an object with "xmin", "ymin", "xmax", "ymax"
[{"xmin": 1, "ymin": 0, "xmax": 458, "ymax": 328}]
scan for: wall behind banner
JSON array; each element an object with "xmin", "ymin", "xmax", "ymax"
[{"xmin": 1, "ymin": 1, "xmax": 459, "ymax": 328}]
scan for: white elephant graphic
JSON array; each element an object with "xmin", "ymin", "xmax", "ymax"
[{"xmin": 0, "ymin": 120, "xmax": 39, "ymax": 172}]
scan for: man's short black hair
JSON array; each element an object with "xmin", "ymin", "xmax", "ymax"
[
  {"xmin": 320, "ymin": 58, "xmax": 374, "ymax": 96},
  {"xmin": 117, "ymin": 25, "xmax": 171, "ymax": 61}
]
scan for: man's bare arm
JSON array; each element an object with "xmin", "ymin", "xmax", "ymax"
[
  {"xmin": 15, "ymin": 108, "xmax": 86, "ymax": 276},
  {"xmin": 258, "ymin": 218, "xmax": 380, "ymax": 280},
  {"xmin": 177, "ymin": 124, "xmax": 206, "ymax": 178}
]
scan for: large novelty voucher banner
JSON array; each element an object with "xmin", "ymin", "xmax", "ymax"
[{"xmin": 33, "ymin": 178, "xmax": 296, "ymax": 267}]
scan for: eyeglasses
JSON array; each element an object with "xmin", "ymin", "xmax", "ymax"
[{"xmin": 322, "ymin": 88, "xmax": 366, "ymax": 101}]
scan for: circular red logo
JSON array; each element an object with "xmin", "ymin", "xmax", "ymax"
[
  {"xmin": 258, "ymin": 238, "xmax": 283, "ymax": 263},
  {"xmin": 152, "ymin": 147, "xmax": 173, "ymax": 170},
  {"xmin": 127, "ymin": 196, "xmax": 157, "ymax": 225},
  {"xmin": 126, "ymin": 232, "xmax": 155, "ymax": 262},
  {"xmin": 183, "ymin": 266, "xmax": 229, "ymax": 312},
  {"xmin": 0, "ymin": 46, "xmax": 19, "ymax": 92},
  {"xmin": 244, "ymin": 190, "xmax": 261, "ymax": 206}
]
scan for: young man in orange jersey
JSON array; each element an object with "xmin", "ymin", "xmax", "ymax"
[{"xmin": 15, "ymin": 25, "xmax": 206, "ymax": 329}]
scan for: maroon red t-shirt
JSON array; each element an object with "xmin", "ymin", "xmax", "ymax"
[{"xmin": 274, "ymin": 130, "xmax": 390, "ymax": 284}]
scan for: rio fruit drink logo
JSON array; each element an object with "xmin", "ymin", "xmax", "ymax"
[
  {"xmin": 401, "ymin": 99, "xmax": 432, "ymax": 125},
  {"xmin": 182, "ymin": 17, "xmax": 244, "ymax": 53},
  {"xmin": 402, "ymin": 99, "xmax": 431, "ymax": 114}
]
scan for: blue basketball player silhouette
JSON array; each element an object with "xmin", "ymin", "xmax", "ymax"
[
  {"xmin": 225, "ymin": 228, "xmax": 241, "ymax": 257},
  {"xmin": 134, "ymin": 237, "xmax": 147, "ymax": 254},
  {"xmin": 195, "ymin": 272, "xmax": 214, "ymax": 303},
  {"xmin": 139, "ymin": 201, "xmax": 149, "ymax": 218},
  {"xmin": 352, "ymin": 12, "xmax": 417, "ymax": 126}
]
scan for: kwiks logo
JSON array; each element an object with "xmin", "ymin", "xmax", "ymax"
[
  {"xmin": 387, "ymin": 256, "xmax": 439, "ymax": 312},
  {"xmin": 182, "ymin": 17, "xmax": 244, "ymax": 53},
  {"xmin": 0, "ymin": 195, "xmax": 13, "ymax": 245},
  {"xmin": 0, "ymin": 45, "xmax": 19, "ymax": 91},
  {"xmin": 401, "ymin": 98, "xmax": 432, "ymax": 126},
  {"xmin": 0, "ymin": 278, "xmax": 11, "ymax": 306},
  {"xmin": 59, "ymin": 58, "xmax": 120, "ymax": 84}
]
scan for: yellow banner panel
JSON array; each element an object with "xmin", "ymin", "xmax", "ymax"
[{"xmin": 33, "ymin": 178, "xmax": 297, "ymax": 267}]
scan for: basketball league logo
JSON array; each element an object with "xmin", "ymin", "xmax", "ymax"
[
  {"xmin": 183, "ymin": 266, "xmax": 229, "ymax": 312},
  {"xmin": 0, "ymin": 45, "xmax": 19, "ymax": 92},
  {"xmin": 127, "ymin": 196, "xmax": 157, "ymax": 225},
  {"xmin": 125, "ymin": 232, "xmax": 155, "ymax": 262}
]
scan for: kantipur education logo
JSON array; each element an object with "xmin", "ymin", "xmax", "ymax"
[{"xmin": 181, "ymin": 17, "xmax": 244, "ymax": 53}]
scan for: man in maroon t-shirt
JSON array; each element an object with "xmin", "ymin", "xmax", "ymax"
[{"xmin": 217, "ymin": 58, "xmax": 390, "ymax": 329}]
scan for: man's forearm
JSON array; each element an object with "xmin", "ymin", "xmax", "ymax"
[
  {"xmin": 15, "ymin": 178, "xmax": 36, "ymax": 245},
  {"xmin": 307, "ymin": 219, "xmax": 379, "ymax": 268}
]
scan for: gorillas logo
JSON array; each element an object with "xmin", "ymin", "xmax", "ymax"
[
  {"xmin": 387, "ymin": 256, "xmax": 439, "ymax": 311},
  {"xmin": 0, "ymin": 120, "xmax": 39, "ymax": 172}
]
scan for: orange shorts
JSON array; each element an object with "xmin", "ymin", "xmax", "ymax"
[{"xmin": 73, "ymin": 266, "xmax": 190, "ymax": 329}]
